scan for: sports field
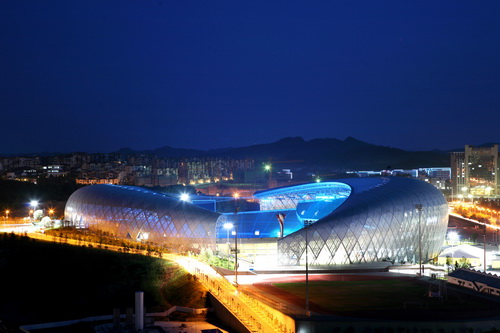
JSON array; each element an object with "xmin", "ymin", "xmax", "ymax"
[{"xmin": 253, "ymin": 274, "xmax": 500, "ymax": 320}]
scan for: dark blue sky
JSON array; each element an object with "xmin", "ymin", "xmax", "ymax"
[{"xmin": 1, "ymin": 1, "xmax": 499, "ymax": 154}]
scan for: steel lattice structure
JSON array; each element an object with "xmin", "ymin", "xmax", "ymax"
[
  {"xmin": 64, "ymin": 185, "xmax": 220, "ymax": 251},
  {"xmin": 277, "ymin": 177, "xmax": 448, "ymax": 266},
  {"xmin": 64, "ymin": 177, "xmax": 448, "ymax": 267}
]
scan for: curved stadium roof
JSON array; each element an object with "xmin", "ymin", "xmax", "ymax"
[
  {"xmin": 277, "ymin": 177, "xmax": 448, "ymax": 266},
  {"xmin": 64, "ymin": 177, "xmax": 448, "ymax": 267},
  {"xmin": 65, "ymin": 184, "xmax": 221, "ymax": 251}
]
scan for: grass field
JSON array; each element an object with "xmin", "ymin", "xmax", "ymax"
[{"xmin": 271, "ymin": 277, "xmax": 500, "ymax": 320}]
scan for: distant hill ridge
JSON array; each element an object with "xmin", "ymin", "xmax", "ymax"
[
  {"xmin": 5, "ymin": 137, "xmax": 500, "ymax": 169},
  {"xmin": 117, "ymin": 136, "xmax": 451, "ymax": 169}
]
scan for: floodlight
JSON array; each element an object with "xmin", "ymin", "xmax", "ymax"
[{"xmin": 448, "ymin": 231, "xmax": 460, "ymax": 242}]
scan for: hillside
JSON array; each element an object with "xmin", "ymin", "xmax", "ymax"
[{"xmin": 120, "ymin": 136, "xmax": 450, "ymax": 170}]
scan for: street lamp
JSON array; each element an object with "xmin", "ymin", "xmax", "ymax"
[
  {"xmin": 223, "ymin": 221, "xmax": 238, "ymax": 286},
  {"xmin": 415, "ymin": 204, "xmax": 423, "ymax": 276},
  {"xmin": 5, "ymin": 209, "xmax": 9, "ymax": 224},
  {"xmin": 180, "ymin": 193, "xmax": 190, "ymax": 202},
  {"xmin": 264, "ymin": 164, "xmax": 272, "ymax": 188},
  {"xmin": 232, "ymin": 193, "xmax": 239, "ymax": 287},
  {"xmin": 305, "ymin": 225, "xmax": 310, "ymax": 317},
  {"xmin": 30, "ymin": 201, "xmax": 38, "ymax": 221},
  {"xmin": 448, "ymin": 231, "xmax": 460, "ymax": 244},
  {"xmin": 49, "ymin": 209, "xmax": 54, "ymax": 219},
  {"xmin": 483, "ymin": 225, "xmax": 487, "ymax": 273},
  {"xmin": 233, "ymin": 226, "xmax": 238, "ymax": 287},
  {"xmin": 223, "ymin": 222, "xmax": 233, "ymax": 257}
]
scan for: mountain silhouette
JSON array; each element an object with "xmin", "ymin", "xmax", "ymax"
[
  {"xmin": 121, "ymin": 136, "xmax": 451, "ymax": 170},
  {"xmin": 2, "ymin": 137, "xmax": 468, "ymax": 170}
]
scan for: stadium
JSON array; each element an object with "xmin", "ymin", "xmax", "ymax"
[{"xmin": 64, "ymin": 177, "xmax": 449, "ymax": 269}]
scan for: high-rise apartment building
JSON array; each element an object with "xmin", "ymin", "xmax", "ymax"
[{"xmin": 451, "ymin": 145, "xmax": 499, "ymax": 197}]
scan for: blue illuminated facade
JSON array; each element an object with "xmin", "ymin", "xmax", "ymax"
[
  {"xmin": 277, "ymin": 177, "xmax": 448, "ymax": 266},
  {"xmin": 64, "ymin": 185, "xmax": 221, "ymax": 251},
  {"xmin": 64, "ymin": 177, "xmax": 449, "ymax": 267}
]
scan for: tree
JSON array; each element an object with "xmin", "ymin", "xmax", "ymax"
[
  {"xmin": 458, "ymin": 256, "xmax": 471, "ymax": 269},
  {"xmin": 471, "ymin": 233, "xmax": 478, "ymax": 243},
  {"xmin": 33, "ymin": 209, "xmax": 44, "ymax": 221},
  {"xmin": 41, "ymin": 216, "xmax": 52, "ymax": 227},
  {"xmin": 446, "ymin": 255, "xmax": 452, "ymax": 266},
  {"xmin": 446, "ymin": 255, "xmax": 452, "ymax": 273}
]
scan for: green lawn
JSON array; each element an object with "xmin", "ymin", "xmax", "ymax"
[
  {"xmin": 276, "ymin": 280, "xmax": 426, "ymax": 312},
  {"xmin": 273, "ymin": 278, "xmax": 500, "ymax": 319}
]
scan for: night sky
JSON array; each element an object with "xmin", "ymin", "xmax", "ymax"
[{"xmin": 1, "ymin": 1, "xmax": 499, "ymax": 155}]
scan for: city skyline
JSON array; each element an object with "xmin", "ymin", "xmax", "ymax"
[{"xmin": 2, "ymin": 1, "xmax": 500, "ymax": 154}]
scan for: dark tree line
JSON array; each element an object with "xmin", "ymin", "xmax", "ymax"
[{"xmin": 0, "ymin": 178, "xmax": 83, "ymax": 217}]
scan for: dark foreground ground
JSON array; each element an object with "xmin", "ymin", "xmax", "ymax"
[
  {"xmin": 0, "ymin": 234, "xmax": 208, "ymax": 331},
  {"xmin": 253, "ymin": 274, "xmax": 500, "ymax": 321}
]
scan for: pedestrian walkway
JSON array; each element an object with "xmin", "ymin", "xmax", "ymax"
[
  {"xmin": 169, "ymin": 255, "xmax": 296, "ymax": 333},
  {"xmin": 155, "ymin": 321, "xmax": 229, "ymax": 333},
  {"xmin": 94, "ymin": 321, "xmax": 228, "ymax": 333}
]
